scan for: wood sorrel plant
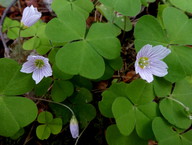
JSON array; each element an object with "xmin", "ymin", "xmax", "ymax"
[{"xmin": 1, "ymin": 0, "xmax": 192, "ymax": 145}]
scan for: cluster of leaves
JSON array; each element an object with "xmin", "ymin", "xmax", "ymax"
[
  {"xmin": 99, "ymin": 78, "xmax": 192, "ymax": 145},
  {"xmin": 1, "ymin": 0, "xmax": 192, "ymax": 144}
]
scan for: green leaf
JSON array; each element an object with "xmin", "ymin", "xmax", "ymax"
[
  {"xmin": 99, "ymin": 0, "xmax": 141, "ymax": 16},
  {"xmin": 107, "ymin": 57, "xmax": 123, "ymax": 70},
  {"xmin": 37, "ymin": 111, "xmax": 53, "ymax": 124},
  {"xmin": 169, "ymin": 0, "xmax": 192, "ymax": 13},
  {"xmin": 159, "ymin": 98, "xmax": 191, "ymax": 129},
  {"xmin": 45, "ymin": 11, "xmax": 86, "ymax": 42},
  {"xmin": 51, "ymin": 80, "xmax": 74, "ymax": 102},
  {"xmin": 126, "ymin": 79, "xmax": 154, "ymax": 105},
  {"xmin": 48, "ymin": 47, "xmax": 59, "ymax": 64},
  {"xmin": 0, "ymin": 96, "xmax": 38, "ymax": 137},
  {"xmin": 71, "ymin": 76, "xmax": 93, "ymax": 90},
  {"xmin": 48, "ymin": 118, "xmax": 62, "ymax": 134},
  {"xmin": 74, "ymin": 104, "xmax": 96, "ymax": 128},
  {"xmin": 10, "ymin": 128, "xmax": 25, "ymax": 140},
  {"xmin": 36, "ymin": 112, "xmax": 62, "ymax": 139},
  {"xmin": 96, "ymin": 4, "xmax": 132, "ymax": 31},
  {"xmin": 51, "ymin": 0, "xmax": 94, "ymax": 18},
  {"xmin": 20, "ymin": 21, "xmax": 43, "ymax": 37},
  {"xmin": 86, "ymin": 23, "xmax": 121, "ymax": 59},
  {"xmin": 99, "ymin": 82, "xmax": 128, "ymax": 117},
  {"xmin": 56, "ymin": 40, "xmax": 105, "ymax": 79},
  {"xmin": 106, "ymin": 125, "xmax": 148, "ymax": 145},
  {"xmin": 134, "ymin": 8, "xmax": 192, "ymax": 82},
  {"xmin": 52, "ymin": 64, "xmax": 73, "ymax": 80},
  {"xmin": 23, "ymin": 37, "xmax": 41, "ymax": 50},
  {"xmin": 153, "ymin": 77, "xmax": 172, "ymax": 97},
  {"xmin": 152, "ymin": 117, "xmax": 180, "ymax": 144},
  {"xmin": 3, "ymin": 17, "xmax": 20, "ymax": 39},
  {"xmin": 34, "ymin": 77, "xmax": 52, "ymax": 96},
  {"xmin": 35, "ymin": 24, "xmax": 52, "ymax": 54},
  {"xmin": 70, "ymin": 88, "xmax": 93, "ymax": 104},
  {"xmin": 112, "ymin": 97, "xmax": 135, "ymax": 136},
  {"xmin": 140, "ymin": 0, "xmax": 155, "ymax": 6},
  {"xmin": 172, "ymin": 79, "xmax": 192, "ymax": 112},
  {"xmin": 55, "ymin": 23, "xmax": 121, "ymax": 79},
  {"xmin": 36, "ymin": 125, "xmax": 51, "ymax": 140},
  {"xmin": 163, "ymin": 7, "xmax": 192, "ymax": 45},
  {"xmin": 0, "ymin": 58, "xmax": 34, "ymax": 95},
  {"xmin": 100, "ymin": 81, "xmax": 157, "ymax": 139},
  {"xmin": 165, "ymin": 46, "xmax": 192, "ymax": 82},
  {"xmin": 50, "ymin": 103, "xmax": 71, "ymax": 125},
  {"xmin": 152, "ymin": 117, "xmax": 192, "ymax": 145},
  {"xmin": 96, "ymin": 63, "xmax": 114, "ymax": 81},
  {"xmin": 134, "ymin": 15, "xmax": 169, "ymax": 51},
  {"xmin": 135, "ymin": 102, "xmax": 158, "ymax": 139}
]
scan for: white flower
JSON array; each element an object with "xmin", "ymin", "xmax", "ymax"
[
  {"xmin": 70, "ymin": 115, "xmax": 79, "ymax": 139},
  {"xmin": 21, "ymin": 5, "xmax": 42, "ymax": 27},
  {"xmin": 20, "ymin": 55, "xmax": 52, "ymax": 84},
  {"xmin": 135, "ymin": 44, "xmax": 171, "ymax": 83}
]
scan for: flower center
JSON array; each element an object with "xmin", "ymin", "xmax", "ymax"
[
  {"xmin": 34, "ymin": 59, "xmax": 45, "ymax": 68},
  {"xmin": 138, "ymin": 57, "xmax": 149, "ymax": 69}
]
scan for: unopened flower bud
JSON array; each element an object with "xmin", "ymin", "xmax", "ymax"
[
  {"xmin": 70, "ymin": 115, "xmax": 79, "ymax": 139},
  {"xmin": 21, "ymin": 5, "xmax": 42, "ymax": 27}
]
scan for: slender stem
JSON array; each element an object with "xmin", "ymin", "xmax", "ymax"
[
  {"xmin": 0, "ymin": 0, "xmax": 18, "ymax": 57},
  {"xmin": 30, "ymin": 97, "xmax": 75, "ymax": 116},
  {"xmin": 74, "ymin": 122, "xmax": 90, "ymax": 145},
  {"xmin": 167, "ymin": 97, "xmax": 189, "ymax": 112},
  {"xmin": 18, "ymin": 27, "xmax": 22, "ymax": 58}
]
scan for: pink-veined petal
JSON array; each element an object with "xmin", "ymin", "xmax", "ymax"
[
  {"xmin": 147, "ymin": 45, "xmax": 171, "ymax": 60},
  {"xmin": 150, "ymin": 60, "xmax": 168, "ymax": 77},
  {"xmin": 137, "ymin": 44, "xmax": 153, "ymax": 59},
  {"xmin": 20, "ymin": 61, "xmax": 35, "ymax": 73},
  {"xmin": 21, "ymin": 5, "xmax": 41, "ymax": 27},
  {"xmin": 138, "ymin": 68, "xmax": 153, "ymax": 83},
  {"xmin": 32, "ymin": 69, "xmax": 44, "ymax": 84},
  {"xmin": 42, "ymin": 64, "xmax": 52, "ymax": 77}
]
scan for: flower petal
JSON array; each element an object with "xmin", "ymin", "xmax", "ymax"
[
  {"xmin": 150, "ymin": 60, "xmax": 168, "ymax": 77},
  {"xmin": 70, "ymin": 116, "xmax": 79, "ymax": 139},
  {"xmin": 32, "ymin": 69, "xmax": 44, "ymax": 84},
  {"xmin": 42, "ymin": 64, "xmax": 52, "ymax": 77},
  {"xmin": 20, "ymin": 61, "xmax": 35, "ymax": 73},
  {"xmin": 138, "ymin": 68, "xmax": 154, "ymax": 83},
  {"xmin": 21, "ymin": 5, "xmax": 41, "ymax": 27},
  {"xmin": 148, "ymin": 45, "xmax": 171, "ymax": 60},
  {"xmin": 70, "ymin": 124, "xmax": 79, "ymax": 139},
  {"xmin": 136, "ymin": 44, "xmax": 153, "ymax": 59}
]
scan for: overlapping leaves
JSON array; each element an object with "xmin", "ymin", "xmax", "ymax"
[
  {"xmin": 51, "ymin": 0, "xmax": 94, "ymax": 18},
  {"xmin": 99, "ymin": 79, "xmax": 157, "ymax": 140},
  {"xmin": 106, "ymin": 125, "xmax": 147, "ymax": 145},
  {"xmin": 169, "ymin": 0, "xmax": 192, "ymax": 13},
  {"xmin": 153, "ymin": 117, "xmax": 192, "ymax": 145},
  {"xmin": 158, "ymin": 79, "xmax": 192, "ymax": 129},
  {"xmin": 36, "ymin": 111, "xmax": 62, "ymax": 140},
  {"xmin": 134, "ymin": 7, "xmax": 192, "ymax": 82},
  {"xmin": 0, "ymin": 59, "xmax": 37, "ymax": 137},
  {"xmin": 96, "ymin": 4, "xmax": 132, "ymax": 31},
  {"xmin": 99, "ymin": 0, "xmax": 141, "ymax": 16},
  {"xmin": 46, "ymin": 11, "xmax": 121, "ymax": 79}
]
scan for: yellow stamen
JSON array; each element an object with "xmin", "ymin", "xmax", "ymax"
[{"xmin": 138, "ymin": 57, "xmax": 149, "ymax": 69}]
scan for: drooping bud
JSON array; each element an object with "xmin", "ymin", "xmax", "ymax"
[
  {"xmin": 70, "ymin": 115, "xmax": 79, "ymax": 139},
  {"xmin": 21, "ymin": 5, "xmax": 42, "ymax": 27}
]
